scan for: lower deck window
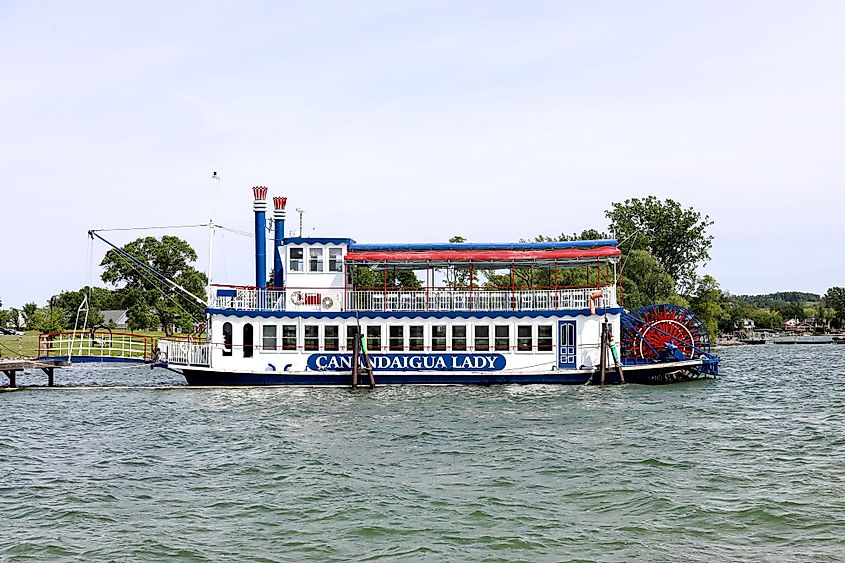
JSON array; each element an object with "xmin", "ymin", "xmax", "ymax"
[
  {"xmin": 325, "ymin": 325, "xmax": 340, "ymax": 351},
  {"xmin": 474, "ymin": 326, "xmax": 489, "ymax": 351},
  {"xmin": 389, "ymin": 326, "xmax": 404, "ymax": 351},
  {"xmin": 538, "ymin": 325, "xmax": 553, "ymax": 351},
  {"xmin": 367, "ymin": 326, "xmax": 382, "ymax": 351},
  {"xmin": 451, "ymin": 325, "xmax": 467, "ymax": 351},
  {"xmin": 304, "ymin": 325, "xmax": 319, "ymax": 351},
  {"xmin": 223, "ymin": 322, "xmax": 232, "ymax": 356},
  {"xmin": 495, "ymin": 325, "xmax": 510, "ymax": 351},
  {"xmin": 282, "ymin": 325, "xmax": 297, "ymax": 351},
  {"xmin": 432, "ymin": 325, "xmax": 446, "ymax": 351},
  {"xmin": 409, "ymin": 326, "xmax": 424, "ymax": 351},
  {"xmin": 262, "ymin": 325, "xmax": 278, "ymax": 351},
  {"xmin": 346, "ymin": 326, "xmax": 358, "ymax": 351},
  {"xmin": 517, "ymin": 325, "xmax": 532, "ymax": 351}
]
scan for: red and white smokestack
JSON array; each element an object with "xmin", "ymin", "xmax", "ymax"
[
  {"xmin": 273, "ymin": 196, "xmax": 287, "ymax": 288},
  {"xmin": 252, "ymin": 186, "xmax": 268, "ymax": 289}
]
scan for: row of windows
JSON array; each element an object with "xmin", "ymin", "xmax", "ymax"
[
  {"xmin": 288, "ymin": 247, "xmax": 344, "ymax": 273},
  {"xmin": 221, "ymin": 322, "xmax": 554, "ymax": 356}
]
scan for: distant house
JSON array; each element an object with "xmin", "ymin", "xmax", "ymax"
[
  {"xmin": 742, "ymin": 319, "xmax": 756, "ymax": 330},
  {"xmin": 101, "ymin": 309, "xmax": 129, "ymax": 329}
]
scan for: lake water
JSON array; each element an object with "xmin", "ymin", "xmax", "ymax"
[{"xmin": 2, "ymin": 345, "xmax": 845, "ymax": 561}]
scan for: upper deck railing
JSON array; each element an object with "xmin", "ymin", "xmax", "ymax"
[{"xmin": 209, "ymin": 285, "xmax": 617, "ymax": 313}]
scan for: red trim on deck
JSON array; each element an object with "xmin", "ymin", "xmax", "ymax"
[{"xmin": 344, "ymin": 246, "xmax": 621, "ymax": 262}]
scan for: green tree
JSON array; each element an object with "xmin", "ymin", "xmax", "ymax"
[
  {"xmin": 688, "ymin": 275, "xmax": 726, "ymax": 337},
  {"xmin": 100, "ymin": 236, "xmax": 207, "ymax": 335},
  {"xmin": 53, "ymin": 286, "xmax": 118, "ymax": 328},
  {"xmin": 824, "ymin": 287, "xmax": 845, "ymax": 328},
  {"xmin": 29, "ymin": 307, "xmax": 66, "ymax": 333},
  {"xmin": 606, "ymin": 196, "xmax": 714, "ymax": 293},
  {"xmin": 619, "ymin": 249, "xmax": 678, "ymax": 311},
  {"xmin": 351, "ymin": 266, "xmax": 421, "ymax": 289},
  {"xmin": 21, "ymin": 302, "xmax": 38, "ymax": 330}
]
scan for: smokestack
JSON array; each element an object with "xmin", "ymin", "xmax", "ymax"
[
  {"xmin": 273, "ymin": 196, "xmax": 287, "ymax": 288},
  {"xmin": 252, "ymin": 186, "xmax": 268, "ymax": 289}
]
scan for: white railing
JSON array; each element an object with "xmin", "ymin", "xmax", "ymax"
[
  {"xmin": 348, "ymin": 286, "xmax": 617, "ymax": 312},
  {"xmin": 209, "ymin": 288, "xmax": 286, "ymax": 311},
  {"xmin": 159, "ymin": 339, "xmax": 211, "ymax": 367},
  {"xmin": 39, "ymin": 331, "xmax": 153, "ymax": 360},
  {"xmin": 208, "ymin": 285, "xmax": 617, "ymax": 313}
]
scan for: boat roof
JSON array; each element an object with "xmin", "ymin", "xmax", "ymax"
[{"xmin": 344, "ymin": 240, "xmax": 620, "ymax": 269}]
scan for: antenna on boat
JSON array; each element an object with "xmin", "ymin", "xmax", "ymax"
[
  {"xmin": 208, "ymin": 171, "xmax": 220, "ymax": 292},
  {"xmin": 296, "ymin": 208, "xmax": 305, "ymax": 238}
]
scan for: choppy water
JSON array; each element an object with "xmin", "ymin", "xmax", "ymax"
[{"xmin": 2, "ymin": 345, "xmax": 845, "ymax": 562}]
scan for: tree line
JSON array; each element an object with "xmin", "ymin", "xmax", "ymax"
[{"xmin": 2, "ymin": 197, "xmax": 844, "ymax": 338}]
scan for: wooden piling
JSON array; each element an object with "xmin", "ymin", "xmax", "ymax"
[
  {"xmin": 599, "ymin": 322, "xmax": 607, "ymax": 386},
  {"xmin": 351, "ymin": 333, "xmax": 359, "ymax": 390}
]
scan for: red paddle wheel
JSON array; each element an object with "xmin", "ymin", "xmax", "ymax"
[{"xmin": 622, "ymin": 304, "xmax": 711, "ymax": 361}]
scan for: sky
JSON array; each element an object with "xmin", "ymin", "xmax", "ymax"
[{"xmin": 1, "ymin": 0, "xmax": 843, "ymax": 308}]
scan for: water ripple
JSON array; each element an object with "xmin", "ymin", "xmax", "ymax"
[{"xmin": 2, "ymin": 345, "xmax": 845, "ymax": 561}]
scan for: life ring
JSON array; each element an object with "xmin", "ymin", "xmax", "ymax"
[
  {"xmin": 291, "ymin": 291, "xmax": 304, "ymax": 305},
  {"xmin": 322, "ymin": 296, "xmax": 334, "ymax": 309}
]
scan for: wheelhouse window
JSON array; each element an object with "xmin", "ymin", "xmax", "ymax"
[
  {"xmin": 474, "ymin": 326, "xmax": 489, "ymax": 351},
  {"xmin": 262, "ymin": 325, "xmax": 278, "ymax": 351},
  {"xmin": 325, "ymin": 325, "xmax": 340, "ymax": 351},
  {"xmin": 432, "ymin": 325, "xmax": 447, "ymax": 351},
  {"xmin": 495, "ymin": 325, "xmax": 510, "ymax": 351},
  {"xmin": 289, "ymin": 248, "xmax": 304, "ymax": 272},
  {"xmin": 282, "ymin": 325, "xmax": 297, "ymax": 351},
  {"xmin": 389, "ymin": 326, "xmax": 404, "ymax": 351},
  {"xmin": 451, "ymin": 325, "xmax": 467, "ymax": 351},
  {"xmin": 328, "ymin": 248, "xmax": 343, "ymax": 272},
  {"xmin": 517, "ymin": 325, "xmax": 532, "ymax": 351},
  {"xmin": 308, "ymin": 247, "xmax": 324, "ymax": 272},
  {"xmin": 222, "ymin": 322, "xmax": 232, "ymax": 356},
  {"xmin": 366, "ymin": 326, "xmax": 382, "ymax": 351},
  {"xmin": 346, "ymin": 325, "xmax": 358, "ymax": 351},
  {"xmin": 409, "ymin": 326, "xmax": 424, "ymax": 351},
  {"xmin": 304, "ymin": 325, "xmax": 319, "ymax": 351},
  {"xmin": 538, "ymin": 325, "xmax": 553, "ymax": 352},
  {"xmin": 243, "ymin": 323, "xmax": 254, "ymax": 357}
]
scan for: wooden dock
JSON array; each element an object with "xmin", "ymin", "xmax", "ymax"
[{"xmin": 1, "ymin": 359, "xmax": 69, "ymax": 388}]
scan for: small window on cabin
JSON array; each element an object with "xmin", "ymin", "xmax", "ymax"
[
  {"xmin": 409, "ymin": 326, "xmax": 424, "ymax": 351},
  {"xmin": 243, "ymin": 323, "xmax": 254, "ymax": 357},
  {"xmin": 495, "ymin": 325, "xmax": 510, "ymax": 351},
  {"xmin": 389, "ymin": 326, "xmax": 404, "ymax": 351},
  {"xmin": 328, "ymin": 248, "xmax": 343, "ymax": 272},
  {"xmin": 432, "ymin": 325, "xmax": 447, "ymax": 351},
  {"xmin": 517, "ymin": 325, "xmax": 532, "ymax": 351},
  {"xmin": 304, "ymin": 325, "xmax": 319, "ymax": 351},
  {"xmin": 474, "ymin": 326, "xmax": 490, "ymax": 351},
  {"xmin": 451, "ymin": 325, "xmax": 467, "ymax": 351},
  {"xmin": 367, "ymin": 326, "xmax": 382, "ymax": 351},
  {"xmin": 308, "ymin": 247, "xmax": 324, "ymax": 272},
  {"xmin": 289, "ymin": 247, "xmax": 304, "ymax": 272},
  {"xmin": 282, "ymin": 325, "xmax": 297, "ymax": 351},
  {"xmin": 223, "ymin": 322, "xmax": 232, "ymax": 356},
  {"xmin": 325, "ymin": 325, "xmax": 340, "ymax": 351},
  {"xmin": 538, "ymin": 325, "xmax": 553, "ymax": 352},
  {"xmin": 262, "ymin": 325, "xmax": 278, "ymax": 351},
  {"xmin": 346, "ymin": 325, "xmax": 358, "ymax": 351}
]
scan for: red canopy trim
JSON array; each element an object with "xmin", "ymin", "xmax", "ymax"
[{"xmin": 344, "ymin": 246, "xmax": 621, "ymax": 262}]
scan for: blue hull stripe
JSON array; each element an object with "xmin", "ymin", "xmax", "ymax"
[
  {"xmin": 207, "ymin": 308, "xmax": 624, "ymax": 320},
  {"xmin": 180, "ymin": 369, "xmax": 659, "ymax": 386}
]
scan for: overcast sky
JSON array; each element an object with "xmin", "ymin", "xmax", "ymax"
[{"xmin": 1, "ymin": 1, "xmax": 843, "ymax": 308}]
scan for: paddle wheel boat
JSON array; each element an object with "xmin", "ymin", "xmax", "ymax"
[{"xmin": 152, "ymin": 187, "xmax": 718, "ymax": 386}]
